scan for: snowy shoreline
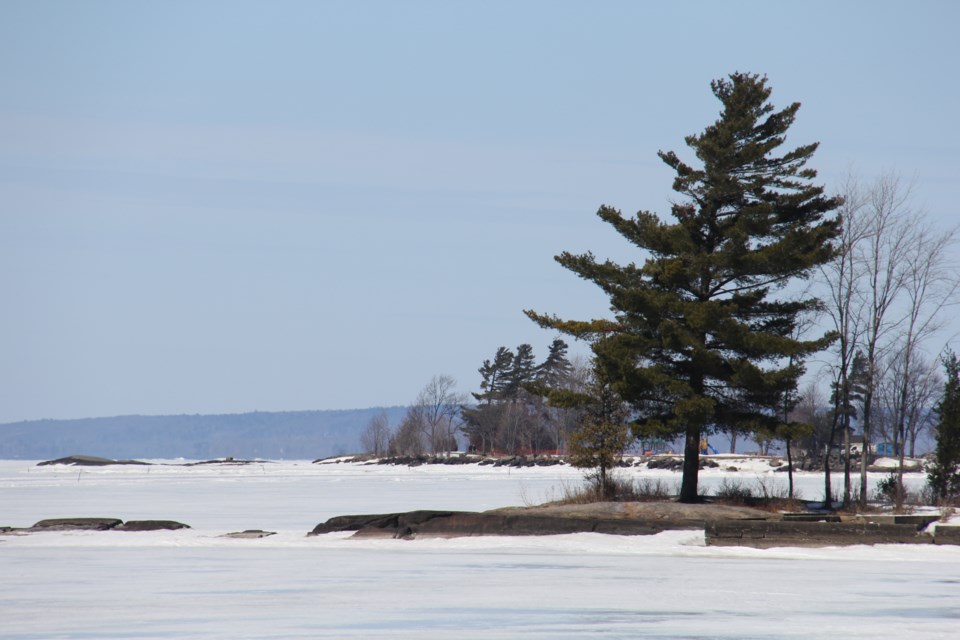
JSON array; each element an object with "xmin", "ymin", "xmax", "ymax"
[
  {"xmin": 3, "ymin": 457, "xmax": 952, "ymax": 541},
  {"xmin": 4, "ymin": 458, "xmax": 960, "ymax": 639}
]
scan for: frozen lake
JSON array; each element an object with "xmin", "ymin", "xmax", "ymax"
[{"xmin": 2, "ymin": 459, "xmax": 958, "ymax": 638}]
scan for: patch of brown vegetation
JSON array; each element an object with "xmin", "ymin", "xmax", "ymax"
[{"xmin": 493, "ymin": 500, "xmax": 777, "ymax": 524}]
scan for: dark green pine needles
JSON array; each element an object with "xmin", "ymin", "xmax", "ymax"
[
  {"xmin": 527, "ymin": 73, "xmax": 842, "ymax": 502},
  {"xmin": 928, "ymin": 352, "xmax": 960, "ymax": 502}
]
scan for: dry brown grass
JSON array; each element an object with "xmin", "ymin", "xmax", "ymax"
[
  {"xmin": 549, "ymin": 473, "xmax": 677, "ymax": 505},
  {"xmin": 708, "ymin": 478, "xmax": 809, "ymax": 513}
]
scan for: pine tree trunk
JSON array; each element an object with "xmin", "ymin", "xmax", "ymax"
[
  {"xmin": 824, "ymin": 387, "xmax": 843, "ymax": 508},
  {"xmin": 823, "ymin": 445, "xmax": 833, "ymax": 508},
  {"xmin": 896, "ymin": 438, "xmax": 907, "ymax": 512},
  {"xmin": 843, "ymin": 423, "xmax": 851, "ymax": 506},
  {"xmin": 893, "ymin": 392, "xmax": 908, "ymax": 510},
  {"xmin": 859, "ymin": 422, "xmax": 870, "ymax": 507},
  {"xmin": 860, "ymin": 353, "xmax": 876, "ymax": 507},
  {"xmin": 729, "ymin": 430, "xmax": 737, "ymax": 454},
  {"xmin": 680, "ymin": 425, "xmax": 701, "ymax": 502},
  {"xmin": 786, "ymin": 439, "xmax": 795, "ymax": 499}
]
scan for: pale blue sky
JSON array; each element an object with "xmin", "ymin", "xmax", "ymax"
[{"xmin": 2, "ymin": 1, "xmax": 958, "ymax": 422}]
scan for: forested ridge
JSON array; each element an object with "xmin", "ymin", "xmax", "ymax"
[{"xmin": 0, "ymin": 407, "xmax": 409, "ymax": 460}]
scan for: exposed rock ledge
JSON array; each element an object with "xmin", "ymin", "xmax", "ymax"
[
  {"xmin": 309, "ymin": 502, "xmax": 959, "ymax": 547},
  {"xmin": 37, "ymin": 455, "xmax": 150, "ymax": 467},
  {"xmin": 1, "ymin": 518, "xmax": 190, "ymax": 534},
  {"xmin": 308, "ymin": 502, "xmax": 773, "ymax": 539},
  {"xmin": 36, "ymin": 455, "xmax": 266, "ymax": 467}
]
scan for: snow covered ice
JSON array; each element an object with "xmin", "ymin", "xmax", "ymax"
[{"xmin": 2, "ymin": 459, "xmax": 959, "ymax": 639}]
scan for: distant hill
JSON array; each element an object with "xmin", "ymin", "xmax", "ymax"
[{"xmin": 0, "ymin": 407, "xmax": 410, "ymax": 460}]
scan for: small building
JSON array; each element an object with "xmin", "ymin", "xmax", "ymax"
[
  {"xmin": 848, "ymin": 435, "xmax": 867, "ymax": 456},
  {"xmin": 846, "ymin": 435, "xmax": 896, "ymax": 457},
  {"xmin": 874, "ymin": 442, "xmax": 898, "ymax": 457}
]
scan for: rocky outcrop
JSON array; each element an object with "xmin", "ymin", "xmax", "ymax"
[
  {"xmin": 411, "ymin": 513, "xmax": 665, "ymax": 538},
  {"xmin": 185, "ymin": 458, "xmax": 267, "ymax": 466},
  {"xmin": 308, "ymin": 502, "xmax": 769, "ymax": 540},
  {"xmin": 308, "ymin": 510, "xmax": 654, "ymax": 539},
  {"xmin": 1, "ymin": 517, "xmax": 190, "ymax": 534},
  {"xmin": 309, "ymin": 503, "xmax": 960, "ymax": 547},
  {"xmin": 646, "ymin": 457, "xmax": 718, "ymax": 470},
  {"xmin": 309, "ymin": 510, "xmax": 467, "ymax": 538},
  {"xmin": 221, "ymin": 530, "xmax": 276, "ymax": 539},
  {"xmin": 37, "ymin": 455, "xmax": 150, "ymax": 467},
  {"xmin": 30, "ymin": 517, "xmax": 124, "ymax": 531},
  {"xmin": 115, "ymin": 520, "xmax": 190, "ymax": 531},
  {"xmin": 36, "ymin": 455, "xmax": 270, "ymax": 467},
  {"xmin": 312, "ymin": 511, "xmax": 668, "ymax": 539}
]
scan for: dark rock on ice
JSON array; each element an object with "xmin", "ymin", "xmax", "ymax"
[
  {"xmin": 309, "ymin": 510, "xmax": 466, "ymax": 538},
  {"xmin": 30, "ymin": 517, "xmax": 123, "ymax": 531},
  {"xmin": 116, "ymin": 520, "xmax": 190, "ymax": 531},
  {"xmin": 185, "ymin": 457, "xmax": 266, "ymax": 466},
  {"xmin": 37, "ymin": 455, "xmax": 150, "ymax": 467},
  {"xmin": 221, "ymin": 530, "xmax": 277, "ymax": 539}
]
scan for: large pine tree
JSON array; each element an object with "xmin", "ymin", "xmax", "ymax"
[{"xmin": 527, "ymin": 73, "xmax": 841, "ymax": 502}]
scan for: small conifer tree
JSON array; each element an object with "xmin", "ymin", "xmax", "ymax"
[
  {"xmin": 928, "ymin": 352, "xmax": 960, "ymax": 503},
  {"xmin": 547, "ymin": 363, "xmax": 630, "ymax": 499}
]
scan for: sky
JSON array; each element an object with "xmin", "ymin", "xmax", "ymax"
[{"xmin": 2, "ymin": 0, "xmax": 959, "ymax": 423}]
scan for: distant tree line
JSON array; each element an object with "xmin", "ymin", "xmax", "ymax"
[
  {"xmin": 460, "ymin": 339, "xmax": 580, "ymax": 455},
  {"xmin": 359, "ymin": 340, "xmax": 586, "ymax": 458}
]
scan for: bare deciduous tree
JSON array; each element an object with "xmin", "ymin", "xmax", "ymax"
[
  {"xmin": 854, "ymin": 173, "xmax": 921, "ymax": 506},
  {"xmin": 877, "ymin": 351, "xmax": 941, "ymax": 458},
  {"xmin": 389, "ymin": 405, "xmax": 427, "ymax": 456},
  {"xmin": 824, "ymin": 172, "xmax": 959, "ymax": 507},
  {"xmin": 415, "ymin": 374, "xmax": 465, "ymax": 454},
  {"xmin": 359, "ymin": 410, "xmax": 391, "ymax": 457},
  {"xmin": 819, "ymin": 176, "xmax": 869, "ymax": 505},
  {"xmin": 881, "ymin": 212, "xmax": 958, "ymax": 507}
]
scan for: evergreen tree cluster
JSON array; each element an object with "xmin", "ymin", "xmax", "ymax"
[
  {"xmin": 461, "ymin": 339, "xmax": 577, "ymax": 454},
  {"xmin": 928, "ymin": 352, "xmax": 960, "ymax": 502}
]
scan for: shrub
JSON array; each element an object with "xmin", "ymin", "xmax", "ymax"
[
  {"xmin": 753, "ymin": 476, "xmax": 789, "ymax": 500},
  {"xmin": 875, "ymin": 473, "xmax": 898, "ymax": 503},
  {"xmin": 550, "ymin": 473, "xmax": 678, "ymax": 504},
  {"xmin": 633, "ymin": 477, "xmax": 675, "ymax": 500},
  {"xmin": 714, "ymin": 478, "xmax": 753, "ymax": 503}
]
